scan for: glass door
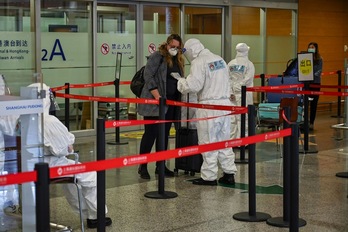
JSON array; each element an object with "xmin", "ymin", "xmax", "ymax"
[{"xmin": 184, "ymin": 6, "xmax": 223, "ymax": 74}]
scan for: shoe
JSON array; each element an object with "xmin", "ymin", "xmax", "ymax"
[
  {"xmin": 218, "ymin": 173, "xmax": 235, "ymax": 185},
  {"xmin": 309, "ymin": 124, "xmax": 314, "ymax": 131},
  {"xmin": 155, "ymin": 166, "xmax": 175, "ymax": 177},
  {"xmin": 3, "ymin": 204, "xmax": 22, "ymax": 218},
  {"xmin": 138, "ymin": 166, "xmax": 150, "ymax": 179},
  {"xmin": 87, "ymin": 217, "xmax": 112, "ymax": 228},
  {"xmin": 192, "ymin": 178, "xmax": 217, "ymax": 186}
]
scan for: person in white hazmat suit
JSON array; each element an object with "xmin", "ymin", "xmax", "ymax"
[
  {"xmin": 27, "ymin": 82, "xmax": 112, "ymax": 229},
  {"xmin": 174, "ymin": 38, "xmax": 237, "ymax": 186},
  {"xmin": 228, "ymin": 43, "xmax": 255, "ymax": 139},
  {"xmin": 0, "ymin": 75, "xmax": 21, "ymax": 215}
]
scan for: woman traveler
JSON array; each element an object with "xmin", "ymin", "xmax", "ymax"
[{"xmin": 137, "ymin": 34, "xmax": 185, "ymax": 179}]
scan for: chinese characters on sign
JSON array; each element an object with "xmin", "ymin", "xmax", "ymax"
[
  {"xmin": 111, "ymin": 43, "xmax": 132, "ymax": 55},
  {"xmin": 297, "ymin": 53, "xmax": 314, "ymax": 82},
  {"xmin": 0, "ymin": 39, "xmax": 29, "ymax": 61}
]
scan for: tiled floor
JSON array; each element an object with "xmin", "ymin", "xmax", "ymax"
[{"xmin": 0, "ymin": 109, "xmax": 347, "ymax": 231}]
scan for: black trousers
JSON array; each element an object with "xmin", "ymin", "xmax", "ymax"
[
  {"xmin": 308, "ymin": 84, "xmax": 320, "ymax": 124},
  {"xmin": 139, "ymin": 105, "xmax": 177, "ymax": 166}
]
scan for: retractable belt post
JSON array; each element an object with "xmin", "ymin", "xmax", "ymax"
[
  {"xmin": 260, "ymin": 74, "xmax": 265, "ymax": 103},
  {"xmin": 35, "ymin": 162, "xmax": 50, "ymax": 232},
  {"xmin": 235, "ymin": 86, "xmax": 248, "ymax": 164},
  {"xmin": 331, "ymin": 70, "xmax": 343, "ymax": 118},
  {"xmin": 96, "ymin": 118, "xmax": 106, "ymax": 231},
  {"xmin": 301, "ymin": 83, "xmax": 317, "ymax": 154},
  {"xmin": 107, "ymin": 79, "xmax": 128, "ymax": 146},
  {"xmin": 267, "ymin": 107, "xmax": 306, "ymax": 228},
  {"xmin": 64, "ymin": 82, "xmax": 70, "ymax": 130},
  {"xmin": 144, "ymin": 97, "xmax": 178, "ymax": 199},
  {"xmin": 290, "ymin": 123, "xmax": 306, "ymax": 231},
  {"xmin": 233, "ymin": 105, "xmax": 271, "ymax": 222}
]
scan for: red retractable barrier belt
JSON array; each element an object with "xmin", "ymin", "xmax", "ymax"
[{"xmin": 0, "ymin": 128, "xmax": 291, "ymax": 185}]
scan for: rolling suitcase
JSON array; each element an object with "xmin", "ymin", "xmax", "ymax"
[{"xmin": 174, "ymin": 94, "xmax": 203, "ymax": 176}]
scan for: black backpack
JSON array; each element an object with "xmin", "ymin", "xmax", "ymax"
[
  {"xmin": 130, "ymin": 66, "xmax": 145, "ymax": 98},
  {"xmin": 284, "ymin": 58, "xmax": 298, "ymax": 77},
  {"xmin": 130, "ymin": 57, "xmax": 163, "ymax": 98}
]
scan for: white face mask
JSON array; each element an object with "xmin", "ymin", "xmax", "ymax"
[
  {"xmin": 308, "ymin": 48, "xmax": 315, "ymax": 53},
  {"xmin": 168, "ymin": 48, "xmax": 178, "ymax": 56}
]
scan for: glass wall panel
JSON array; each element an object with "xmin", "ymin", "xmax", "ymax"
[
  {"xmin": 0, "ymin": 1, "xmax": 40, "ymax": 230},
  {"xmin": 184, "ymin": 6, "xmax": 222, "ymax": 75},
  {"xmin": 96, "ymin": 3, "xmax": 136, "ymax": 122},
  {"xmin": 231, "ymin": 6, "xmax": 261, "ymax": 102},
  {"xmin": 142, "ymin": 4, "xmax": 181, "ymax": 68},
  {"xmin": 0, "ymin": 0, "xmax": 34, "ymax": 95},
  {"xmin": 266, "ymin": 8, "xmax": 296, "ymax": 75},
  {"xmin": 40, "ymin": 0, "xmax": 93, "ymax": 130}
]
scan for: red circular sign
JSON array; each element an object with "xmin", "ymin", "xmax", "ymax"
[
  {"xmin": 101, "ymin": 43, "xmax": 109, "ymax": 55},
  {"xmin": 148, "ymin": 43, "xmax": 156, "ymax": 54}
]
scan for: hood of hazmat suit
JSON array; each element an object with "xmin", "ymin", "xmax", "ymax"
[
  {"xmin": 235, "ymin": 43, "xmax": 249, "ymax": 58},
  {"xmin": 27, "ymin": 83, "xmax": 74, "ymax": 157},
  {"xmin": 183, "ymin": 38, "xmax": 205, "ymax": 63}
]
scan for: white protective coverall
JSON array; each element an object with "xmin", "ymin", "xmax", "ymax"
[
  {"xmin": 228, "ymin": 43, "xmax": 255, "ymax": 139},
  {"xmin": 177, "ymin": 38, "xmax": 237, "ymax": 181},
  {"xmin": 28, "ymin": 82, "xmax": 107, "ymax": 220},
  {"xmin": 0, "ymin": 75, "xmax": 18, "ymax": 205}
]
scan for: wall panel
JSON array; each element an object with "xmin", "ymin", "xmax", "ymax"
[{"xmin": 298, "ymin": 0, "xmax": 348, "ymax": 103}]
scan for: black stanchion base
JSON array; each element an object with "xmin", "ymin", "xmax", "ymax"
[
  {"xmin": 144, "ymin": 191, "xmax": 178, "ymax": 199},
  {"xmin": 266, "ymin": 216, "xmax": 307, "ymax": 228},
  {"xmin": 233, "ymin": 212, "xmax": 271, "ymax": 222},
  {"xmin": 107, "ymin": 141, "xmax": 129, "ymax": 145},
  {"xmin": 336, "ymin": 172, "xmax": 348, "ymax": 178},
  {"xmin": 235, "ymin": 159, "xmax": 248, "ymax": 164}
]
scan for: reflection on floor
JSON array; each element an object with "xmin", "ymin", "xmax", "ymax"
[{"xmin": 0, "ymin": 111, "xmax": 347, "ymax": 231}]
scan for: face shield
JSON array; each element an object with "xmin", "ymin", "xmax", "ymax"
[
  {"xmin": 49, "ymin": 89, "xmax": 60, "ymax": 112},
  {"xmin": 183, "ymin": 38, "xmax": 204, "ymax": 63},
  {"xmin": 181, "ymin": 47, "xmax": 191, "ymax": 65},
  {"xmin": 0, "ymin": 74, "xmax": 11, "ymax": 96}
]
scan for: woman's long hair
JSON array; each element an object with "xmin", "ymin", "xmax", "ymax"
[
  {"xmin": 158, "ymin": 34, "xmax": 185, "ymax": 75},
  {"xmin": 308, "ymin": 42, "xmax": 322, "ymax": 62}
]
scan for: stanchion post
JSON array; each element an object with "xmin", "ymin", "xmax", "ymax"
[
  {"xmin": 303, "ymin": 83, "xmax": 309, "ymax": 151},
  {"xmin": 35, "ymin": 163, "xmax": 50, "ymax": 232},
  {"xmin": 96, "ymin": 118, "xmax": 106, "ymax": 231},
  {"xmin": 266, "ymin": 107, "xmax": 291, "ymax": 227},
  {"xmin": 64, "ymin": 82, "xmax": 70, "ymax": 130},
  {"xmin": 114, "ymin": 79, "xmax": 120, "ymax": 143},
  {"xmin": 337, "ymin": 70, "xmax": 342, "ymax": 118},
  {"xmin": 300, "ymin": 82, "xmax": 317, "ymax": 154},
  {"xmin": 235, "ymin": 86, "xmax": 248, "ymax": 164},
  {"xmin": 290, "ymin": 123, "xmax": 306, "ymax": 231},
  {"xmin": 233, "ymin": 105, "xmax": 271, "ymax": 222},
  {"xmin": 144, "ymin": 97, "xmax": 178, "ymax": 199},
  {"xmin": 107, "ymin": 79, "xmax": 128, "ymax": 145},
  {"xmin": 158, "ymin": 97, "xmax": 165, "ymax": 194},
  {"xmin": 331, "ymin": 70, "xmax": 342, "ymax": 118},
  {"xmin": 267, "ymin": 108, "xmax": 306, "ymax": 228},
  {"xmin": 260, "ymin": 74, "xmax": 265, "ymax": 103},
  {"xmin": 108, "ymin": 52, "xmax": 127, "ymax": 145}
]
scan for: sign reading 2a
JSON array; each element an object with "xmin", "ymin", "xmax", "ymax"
[{"xmin": 42, "ymin": 39, "xmax": 66, "ymax": 61}]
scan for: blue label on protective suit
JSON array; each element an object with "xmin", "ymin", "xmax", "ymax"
[
  {"xmin": 208, "ymin": 60, "xmax": 226, "ymax": 72},
  {"xmin": 229, "ymin": 65, "xmax": 245, "ymax": 73}
]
